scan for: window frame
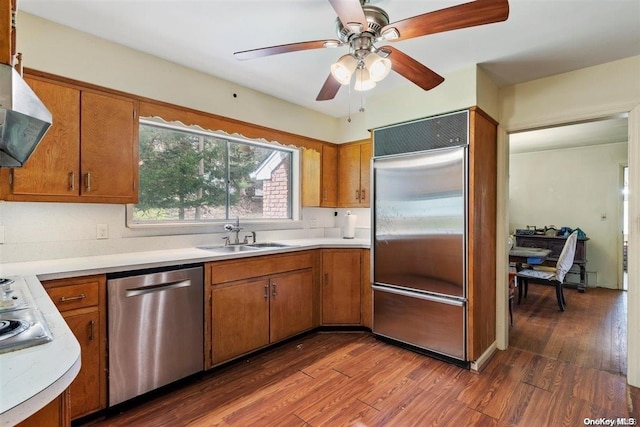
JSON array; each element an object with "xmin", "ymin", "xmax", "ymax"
[{"xmin": 126, "ymin": 118, "xmax": 301, "ymax": 230}]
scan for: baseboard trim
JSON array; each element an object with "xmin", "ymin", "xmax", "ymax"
[{"xmin": 470, "ymin": 341, "xmax": 498, "ymax": 373}]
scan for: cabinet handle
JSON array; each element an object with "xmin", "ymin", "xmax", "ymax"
[
  {"xmin": 355, "ymin": 189, "xmax": 360, "ymax": 201},
  {"xmin": 264, "ymin": 283, "xmax": 268, "ymax": 299},
  {"xmin": 323, "ymin": 189, "xmax": 327, "ymax": 201},
  {"xmin": 59, "ymin": 293, "xmax": 86, "ymax": 303},
  {"xmin": 69, "ymin": 171, "xmax": 75, "ymax": 191},
  {"xmin": 272, "ymin": 283, "xmax": 277, "ymax": 297},
  {"xmin": 89, "ymin": 320, "xmax": 95, "ymax": 341},
  {"xmin": 84, "ymin": 172, "xmax": 91, "ymax": 192},
  {"xmin": 324, "ymin": 273, "xmax": 329, "ymax": 286},
  {"xmin": 360, "ymin": 189, "xmax": 365, "ymax": 201}
]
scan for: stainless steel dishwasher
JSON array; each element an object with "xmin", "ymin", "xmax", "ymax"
[{"xmin": 107, "ymin": 264, "xmax": 204, "ymax": 406}]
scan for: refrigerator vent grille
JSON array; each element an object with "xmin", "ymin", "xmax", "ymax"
[{"xmin": 373, "ymin": 110, "xmax": 468, "ymax": 157}]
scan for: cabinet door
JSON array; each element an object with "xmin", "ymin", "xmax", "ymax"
[
  {"xmin": 212, "ymin": 278, "xmax": 270, "ymax": 364},
  {"xmin": 361, "ymin": 249, "xmax": 372, "ymax": 329},
  {"xmin": 80, "ymin": 91, "xmax": 138, "ymax": 201},
  {"xmin": 270, "ymin": 269, "xmax": 314, "ymax": 343},
  {"xmin": 322, "ymin": 249, "xmax": 361, "ymax": 324},
  {"xmin": 321, "ymin": 144, "xmax": 338, "ymax": 207},
  {"xmin": 337, "ymin": 143, "xmax": 361, "ymax": 207},
  {"xmin": 11, "ymin": 77, "xmax": 80, "ymax": 197},
  {"xmin": 301, "ymin": 148, "xmax": 321, "ymax": 206},
  {"xmin": 358, "ymin": 142, "xmax": 372, "ymax": 207},
  {"xmin": 16, "ymin": 389, "xmax": 70, "ymax": 427},
  {"xmin": 64, "ymin": 310, "xmax": 101, "ymax": 419}
]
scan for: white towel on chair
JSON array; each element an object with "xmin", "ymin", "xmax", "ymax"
[{"xmin": 518, "ymin": 269, "xmax": 555, "ymax": 280}]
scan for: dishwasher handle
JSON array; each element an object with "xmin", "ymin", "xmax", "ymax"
[{"xmin": 125, "ymin": 279, "xmax": 192, "ymax": 298}]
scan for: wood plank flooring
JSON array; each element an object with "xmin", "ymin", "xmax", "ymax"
[{"xmin": 82, "ymin": 285, "xmax": 638, "ymax": 426}]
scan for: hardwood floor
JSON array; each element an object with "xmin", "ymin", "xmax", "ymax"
[{"xmin": 83, "ymin": 285, "xmax": 637, "ymax": 426}]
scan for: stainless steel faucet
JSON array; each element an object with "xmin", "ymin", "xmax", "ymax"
[{"xmin": 223, "ymin": 216, "xmax": 243, "ymax": 244}]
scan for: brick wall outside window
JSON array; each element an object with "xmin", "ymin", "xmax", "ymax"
[{"xmin": 262, "ymin": 160, "xmax": 289, "ymax": 218}]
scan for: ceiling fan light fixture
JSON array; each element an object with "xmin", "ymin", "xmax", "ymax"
[
  {"xmin": 330, "ymin": 54, "xmax": 358, "ymax": 85},
  {"xmin": 354, "ymin": 67, "xmax": 376, "ymax": 92},
  {"xmin": 364, "ymin": 52, "xmax": 391, "ymax": 82}
]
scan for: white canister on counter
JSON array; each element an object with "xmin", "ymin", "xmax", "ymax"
[{"xmin": 343, "ymin": 211, "xmax": 357, "ymax": 239}]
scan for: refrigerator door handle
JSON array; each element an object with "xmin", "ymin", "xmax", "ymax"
[{"xmin": 372, "ymin": 284, "xmax": 465, "ymax": 307}]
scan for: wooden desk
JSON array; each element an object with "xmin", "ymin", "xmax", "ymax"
[
  {"xmin": 509, "ymin": 247, "xmax": 552, "ymax": 267},
  {"xmin": 515, "ymin": 234, "xmax": 589, "ymax": 292}
]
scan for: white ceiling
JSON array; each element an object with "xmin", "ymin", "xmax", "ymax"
[{"xmin": 19, "ymin": 0, "xmax": 640, "ymax": 119}]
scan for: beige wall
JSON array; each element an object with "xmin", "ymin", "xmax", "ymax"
[{"xmin": 509, "ymin": 142, "xmax": 628, "ymax": 289}]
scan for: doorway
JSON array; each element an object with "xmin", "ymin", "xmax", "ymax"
[
  {"xmin": 509, "ymin": 116, "xmax": 629, "ymax": 290},
  {"xmin": 622, "ymin": 165, "xmax": 629, "ymax": 290},
  {"xmin": 507, "ymin": 116, "xmax": 629, "ymax": 376}
]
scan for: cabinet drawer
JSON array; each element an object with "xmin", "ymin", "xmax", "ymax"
[
  {"xmin": 209, "ymin": 251, "xmax": 314, "ymax": 285},
  {"xmin": 46, "ymin": 282, "xmax": 99, "ymax": 311}
]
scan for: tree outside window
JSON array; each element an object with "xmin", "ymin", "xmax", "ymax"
[{"xmin": 132, "ymin": 121, "xmax": 293, "ymax": 224}]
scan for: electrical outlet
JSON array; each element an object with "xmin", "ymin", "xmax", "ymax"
[
  {"xmin": 310, "ymin": 218, "xmax": 317, "ymax": 228},
  {"xmin": 96, "ymin": 224, "xmax": 109, "ymax": 239}
]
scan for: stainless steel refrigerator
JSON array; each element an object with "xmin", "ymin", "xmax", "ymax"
[{"xmin": 372, "ymin": 144, "xmax": 468, "ymax": 363}]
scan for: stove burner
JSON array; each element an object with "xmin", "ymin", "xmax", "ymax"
[
  {"xmin": 0, "ymin": 319, "xmax": 29, "ymax": 341},
  {"xmin": 0, "ymin": 278, "xmax": 15, "ymax": 286}
]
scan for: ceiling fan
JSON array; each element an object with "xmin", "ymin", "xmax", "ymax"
[{"xmin": 234, "ymin": 0, "xmax": 509, "ymax": 101}]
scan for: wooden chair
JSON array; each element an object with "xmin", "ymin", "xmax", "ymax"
[{"xmin": 516, "ymin": 231, "xmax": 579, "ymax": 311}]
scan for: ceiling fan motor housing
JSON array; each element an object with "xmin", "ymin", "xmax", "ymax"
[{"xmin": 335, "ymin": 5, "xmax": 390, "ymax": 43}]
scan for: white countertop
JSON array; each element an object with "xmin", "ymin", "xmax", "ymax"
[
  {"xmin": 0, "ymin": 238, "xmax": 368, "ymax": 423},
  {"xmin": 0, "ymin": 238, "xmax": 370, "ymax": 280},
  {"xmin": 0, "ymin": 276, "xmax": 81, "ymax": 426}
]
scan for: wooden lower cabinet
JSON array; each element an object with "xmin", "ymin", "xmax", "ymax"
[
  {"xmin": 270, "ymin": 269, "xmax": 314, "ymax": 342},
  {"xmin": 209, "ymin": 252, "xmax": 316, "ymax": 365},
  {"xmin": 212, "ymin": 278, "xmax": 270, "ymax": 363},
  {"xmin": 322, "ymin": 249, "xmax": 361, "ymax": 325},
  {"xmin": 16, "ymin": 389, "xmax": 70, "ymax": 427},
  {"xmin": 361, "ymin": 249, "xmax": 372, "ymax": 329},
  {"xmin": 43, "ymin": 275, "xmax": 106, "ymax": 420}
]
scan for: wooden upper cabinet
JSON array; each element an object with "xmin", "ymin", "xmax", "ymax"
[
  {"xmin": 1, "ymin": 72, "xmax": 139, "ymax": 204},
  {"xmin": 301, "ymin": 148, "xmax": 321, "ymax": 207},
  {"xmin": 321, "ymin": 144, "xmax": 338, "ymax": 207},
  {"xmin": 337, "ymin": 139, "xmax": 371, "ymax": 207},
  {"xmin": 80, "ymin": 91, "xmax": 138, "ymax": 201},
  {"xmin": 11, "ymin": 77, "xmax": 80, "ymax": 196},
  {"xmin": 301, "ymin": 143, "xmax": 338, "ymax": 207}
]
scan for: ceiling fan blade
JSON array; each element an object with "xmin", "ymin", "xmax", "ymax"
[
  {"xmin": 382, "ymin": 46, "xmax": 445, "ymax": 91},
  {"xmin": 382, "ymin": 0, "xmax": 509, "ymax": 41},
  {"xmin": 234, "ymin": 40, "xmax": 341, "ymax": 60},
  {"xmin": 316, "ymin": 74, "xmax": 342, "ymax": 101},
  {"xmin": 328, "ymin": 0, "xmax": 368, "ymax": 32}
]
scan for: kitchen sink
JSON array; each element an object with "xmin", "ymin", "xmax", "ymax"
[
  {"xmin": 245, "ymin": 242, "xmax": 292, "ymax": 248},
  {"xmin": 197, "ymin": 245, "xmax": 260, "ymax": 253},
  {"xmin": 197, "ymin": 242, "xmax": 294, "ymax": 253}
]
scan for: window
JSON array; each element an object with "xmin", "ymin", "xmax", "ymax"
[{"xmin": 129, "ymin": 119, "xmax": 297, "ymax": 225}]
